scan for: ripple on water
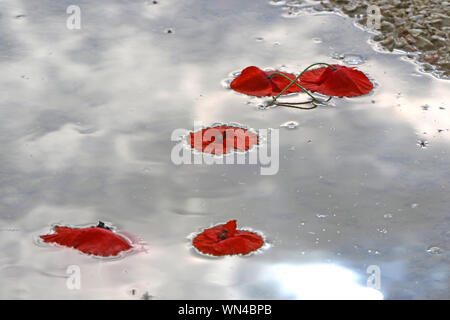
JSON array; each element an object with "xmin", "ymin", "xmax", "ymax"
[
  {"xmin": 269, "ymin": 0, "xmax": 286, "ymax": 6},
  {"xmin": 331, "ymin": 53, "xmax": 366, "ymax": 66},
  {"xmin": 426, "ymin": 246, "xmax": 444, "ymax": 255},
  {"xmin": 280, "ymin": 121, "xmax": 299, "ymax": 129},
  {"xmin": 246, "ymin": 97, "xmax": 274, "ymax": 110},
  {"xmin": 343, "ymin": 54, "xmax": 365, "ymax": 65}
]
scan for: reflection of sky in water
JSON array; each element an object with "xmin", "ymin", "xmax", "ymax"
[
  {"xmin": 0, "ymin": 0, "xmax": 449, "ymax": 299},
  {"xmin": 268, "ymin": 264, "xmax": 383, "ymax": 299}
]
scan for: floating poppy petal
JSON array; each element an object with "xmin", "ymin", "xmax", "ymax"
[
  {"xmin": 193, "ymin": 220, "xmax": 264, "ymax": 256},
  {"xmin": 230, "ymin": 66, "xmax": 272, "ymax": 97},
  {"xmin": 188, "ymin": 125, "xmax": 259, "ymax": 155},
  {"xmin": 230, "ymin": 66, "xmax": 302, "ymax": 97},
  {"xmin": 299, "ymin": 64, "xmax": 373, "ymax": 97},
  {"xmin": 265, "ymin": 71, "xmax": 303, "ymax": 95},
  {"xmin": 40, "ymin": 222, "xmax": 133, "ymax": 257}
]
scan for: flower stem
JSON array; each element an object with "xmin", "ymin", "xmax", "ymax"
[
  {"xmin": 268, "ymin": 72, "xmax": 317, "ymax": 100},
  {"xmin": 266, "ymin": 62, "xmax": 336, "ymax": 107},
  {"xmin": 275, "ymin": 103, "xmax": 317, "ymax": 110}
]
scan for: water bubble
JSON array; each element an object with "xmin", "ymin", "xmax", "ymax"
[
  {"xmin": 280, "ymin": 121, "xmax": 299, "ymax": 129},
  {"xmin": 367, "ymin": 249, "xmax": 381, "ymax": 255},
  {"xmin": 331, "ymin": 52, "xmax": 345, "ymax": 60},
  {"xmin": 377, "ymin": 227, "xmax": 388, "ymax": 234},
  {"xmin": 410, "ymin": 203, "xmax": 419, "ymax": 209},
  {"xmin": 255, "ymin": 37, "xmax": 264, "ymax": 42},
  {"xmin": 316, "ymin": 214, "xmax": 328, "ymax": 219},
  {"xmin": 343, "ymin": 54, "xmax": 365, "ymax": 65},
  {"xmin": 142, "ymin": 168, "xmax": 152, "ymax": 174},
  {"xmin": 426, "ymin": 246, "xmax": 443, "ymax": 255},
  {"xmin": 383, "ymin": 213, "xmax": 393, "ymax": 219},
  {"xmin": 312, "ymin": 37, "xmax": 322, "ymax": 44}
]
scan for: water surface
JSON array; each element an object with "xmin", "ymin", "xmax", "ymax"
[{"xmin": 0, "ymin": 0, "xmax": 449, "ymax": 299}]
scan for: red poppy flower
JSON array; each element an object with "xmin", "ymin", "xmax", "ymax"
[
  {"xmin": 299, "ymin": 64, "xmax": 373, "ymax": 97},
  {"xmin": 188, "ymin": 125, "xmax": 258, "ymax": 155},
  {"xmin": 40, "ymin": 222, "xmax": 133, "ymax": 257},
  {"xmin": 230, "ymin": 66, "xmax": 302, "ymax": 97},
  {"xmin": 192, "ymin": 220, "xmax": 264, "ymax": 256}
]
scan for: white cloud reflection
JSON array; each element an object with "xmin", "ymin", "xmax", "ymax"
[{"xmin": 270, "ymin": 263, "xmax": 383, "ymax": 300}]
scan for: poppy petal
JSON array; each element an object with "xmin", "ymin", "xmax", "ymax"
[
  {"xmin": 230, "ymin": 66, "xmax": 272, "ymax": 97},
  {"xmin": 219, "ymin": 219, "xmax": 237, "ymax": 235},
  {"xmin": 188, "ymin": 125, "xmax": 258, "ymax": 155},
  {"xmin": 40, "ymin": 224, "xmax": 133, "ymax": 257},
  {"xmin": 192, "ymin": 220, "xmax": 264, "ymax": 256},
  {"xmin": 265, "ymin": 71, "xmax": 303, "ymax": 95},
  {"xmin": 300, "ymin": 65, "xmax": 373, "ymax": 97},
  {"xmin": 230, "ymin": 66, "xmax": 302, "ymax": 97},
  {"xmin": 213, "ymin": 231, "xmax": 264, "ymax": 255},
  {"xmin": 297, "ymin": 66, "xmax": 331, "ymax": 89}
]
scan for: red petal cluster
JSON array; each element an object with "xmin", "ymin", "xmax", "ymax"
[
  {"xmin": 188, "ymin": 125, "xmax": 258, "ymax": 155},
  {"xmin": 299, "ymin": 64, "xmax": 373, "ymax": 97},
  {"xmin": 230, "ymin": 66, "xmax": 302, "ymax": 97},
  {"xmin": 40, "ymin": 225, "xmax": 133, "ymax": 257},
  {"xmin": 193, "ymin": 220, "xmax": 264, "ymax": 256}
]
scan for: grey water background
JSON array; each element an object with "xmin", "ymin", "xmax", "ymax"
[{"xmin": 0, "ymin": 0, "xmax": 449, "ymax": 299}]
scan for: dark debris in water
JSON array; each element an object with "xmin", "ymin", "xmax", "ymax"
[
  {"xmin": 417, "ymin": 139, "xmax": 429, "ymax": 148},
  {"xmin": 141, "ymin": 292, "xmax": 153, "ymax": 300}
]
